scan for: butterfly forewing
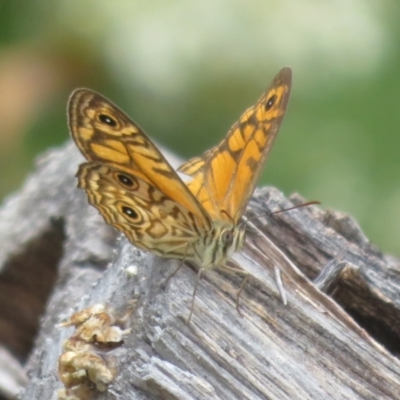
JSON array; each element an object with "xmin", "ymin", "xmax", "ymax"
[
  {"xmin": 69, "ymin": 89, "xmax": 212, "ymax": 231},
  {"xmin": 179, "ymin": 67, "xmax": 292, "ymax": 223}
]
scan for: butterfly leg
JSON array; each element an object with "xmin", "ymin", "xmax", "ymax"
[
  {"xmin": 235, "ymin": 273, "xmax": 249, "ymax": 317},
  {"xmin": 218, "ymin": 264, "xmax": 249, "ymax": 317},
  {"xmin": 274, "ymin": 265, "xmax": 287, "ymax": 305},
  {"xmin": 162, "ymin": 261, "xmax": 184, "ymax": 289},
  {"xmin": 186, "ymin": 267, "xmax": 204, "ymax": 324},
  {"xmin": 162, "ymin": 243, "xmax": 191, "ymax": 289}
]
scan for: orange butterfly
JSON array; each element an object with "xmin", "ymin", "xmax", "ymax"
[{"xmin": 68, "ymin": 68, "xmax": 292, "ymax": 322}]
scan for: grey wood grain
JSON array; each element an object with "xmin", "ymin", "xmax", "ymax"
[{"xmin": 0, "ymin": 142, "xmax": 399, "ymax": 399}]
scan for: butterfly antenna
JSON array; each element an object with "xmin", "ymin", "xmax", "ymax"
[
  {"xmin": 269, "ymin": 200, "xmax": 320, "ymax": 216},
  {"xmin": 240, "ymin": 200, "xmax": 320, "ymax": 228}
]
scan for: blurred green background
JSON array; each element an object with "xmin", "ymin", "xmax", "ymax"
[{"xmin": 1, "ymin": 1, "xmax": 400, "ymax": 256}]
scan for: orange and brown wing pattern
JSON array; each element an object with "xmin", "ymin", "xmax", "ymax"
[
  {"xmin": 69, "ymin": 89, "xmax": 211, "ymax": 230},
  {"xmin": 77, "ymin": 162, "xmax": 202, "ymax": 260},
  {"xmin": 178, "ymin": 68, "xmax": 292, "ymax": 223}
]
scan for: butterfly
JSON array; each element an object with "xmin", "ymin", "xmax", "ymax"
[{"xmin": 68, "ymin": 68, "xmax": 292, "ymax": 322}]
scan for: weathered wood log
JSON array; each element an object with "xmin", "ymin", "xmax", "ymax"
[{"xmin": 0, "ymin": 142, "xmax": 399, "ymax": 399}]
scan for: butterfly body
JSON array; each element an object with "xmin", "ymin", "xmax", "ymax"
[
  {"xmin": 189, "ymin": 221, "xmax": 245, "ymax": 270},
  {"xmin": 68, "ymin": 68, "xmax": 292, "ymax": 319}
]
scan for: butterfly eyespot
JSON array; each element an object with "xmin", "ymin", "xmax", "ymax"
[
  {"xmin": 117, "ymin": 174, "xmax": 134, "ymax": 187},
  {"xmin": 98, "ymin": 113, "xmax": 117, "ymax": 127},
  {"xmin": 265, "ymin": 94, "xmax": 277, "ymax": 111},
  {"xmin": 122, "ymin": 206, "xmax": 139, "ymax": 220}
]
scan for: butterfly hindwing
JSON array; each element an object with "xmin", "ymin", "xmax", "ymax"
[{"xmin": 77, "ymin": 162, "xmax": 201, "ymax": 259}]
